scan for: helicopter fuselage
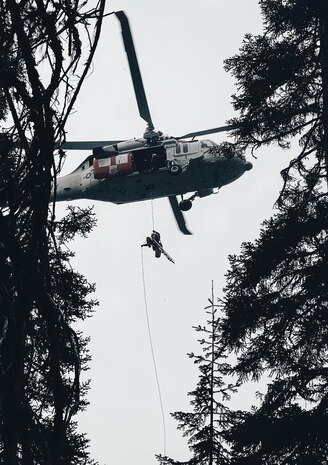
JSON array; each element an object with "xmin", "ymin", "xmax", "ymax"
[
  {"xmin": 53, "ymin": 139, "xmax": 252, "ymax": 205},
  {"xmin": 51, "ymin": 11, "xmax": 253, "ymax": 234}
]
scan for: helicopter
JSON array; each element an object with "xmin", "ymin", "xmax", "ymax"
[{"xmin": 53, "ymin": 11, "xmax": 252, "ymax": 235}]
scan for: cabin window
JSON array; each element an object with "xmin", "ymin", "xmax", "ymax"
[
  {"xmin": 190, "ymin": 141, "xmax": 199, "ymax": 153},
  {"xmin": 183, "ymin": 143, "xmax": 189, "ymax": 153},
  {"xmin": 175, "ymin": 144, "xmax": 181, "ymax": 154},
  {"xmin": 81, "ymin": 165, "xmax": 85, "ymax": 171}
]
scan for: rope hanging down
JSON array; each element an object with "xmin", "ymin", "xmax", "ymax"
[
  {"xmin": 151, "ymin": 198, "xmax": 155, "ymax": 231},
  {"xmin": 141, "ymin": 248, "xmax": 167, "ymax": 456}
]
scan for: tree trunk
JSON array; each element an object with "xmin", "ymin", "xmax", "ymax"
[{"xmin": 320, "ymin": 0, "xmax": 328, "ymax": 186}]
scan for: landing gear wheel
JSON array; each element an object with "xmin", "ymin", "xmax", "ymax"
[
  {"xmin": 168, "ymin": 164, "xmax": 182, "ymax": 176},
  {"xmin": 179, "ymin": 200, "xmax": 192, "ymax": 211}
]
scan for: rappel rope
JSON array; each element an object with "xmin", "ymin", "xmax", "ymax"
[
  {"xmin": 141, "ymin": 247, "xmax": 167, "ymax": 456},
  {"xmin": 151, "ymin": 198, "xmax": 155, "ymax": 231}
]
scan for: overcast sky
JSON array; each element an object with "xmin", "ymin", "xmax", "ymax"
[{"xmin": 55, "ymin": 1, "xmax": 291, "ymax": 464}]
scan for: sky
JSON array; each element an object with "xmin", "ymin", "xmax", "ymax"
[{"xmin": 55, "ymin": 1, "xmax": 292, "ymax": 464}]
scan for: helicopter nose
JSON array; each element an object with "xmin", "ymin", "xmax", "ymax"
[{"xmin": 244, "ymin": 161, "xmax": 253, "ymax": 171}]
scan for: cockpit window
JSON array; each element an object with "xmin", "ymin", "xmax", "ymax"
[{"xmin": 201, "ymin": 139, "xmax": 216, "ymax": 148}]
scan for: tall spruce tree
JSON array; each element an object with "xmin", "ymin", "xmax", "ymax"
[
  {"xmin": 224, "ymin": 0, "xmax": 328, "ymax": 194},
  {"xmin": 0, "ymin": 1, "xmax": 105, "ymax": 463},
  {"xmin": 218, "ymin": 1, "xmax": 328, "ymax": 463},
  {"xmin": 157, "ymin": 285, "xmax": 239, "ymax": 465}
]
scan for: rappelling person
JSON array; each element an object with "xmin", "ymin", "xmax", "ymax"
[
  {"xmin": 142, "ymin": 230, "xmax": 163, "ymax": 257},
  {"xmin": 141, "ymin": 230, "xmax": 175, "ymax": 263}
]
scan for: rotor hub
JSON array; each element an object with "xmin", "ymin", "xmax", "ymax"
[{"xmin": 143, "ymin": 128, "xmax": 160, "ymax": 146}]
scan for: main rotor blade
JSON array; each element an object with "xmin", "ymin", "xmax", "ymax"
[
  {"xmin": 115, "ymin": 11, "xmax": 154, "ymax": 130},
  {"xmin": 176, "ymin": 123, "xmax": 241, "ymax": 140},
  {"xmin": 60, "ymin": 141, "xmax": 124, "ymax": 150},
  {"xmin": 168, "ymin": 196, "xmax": 192, "ymax": 235},
  {"xmin": 180, "ymin": 105, "xmax": 318, "ymax": 140}
]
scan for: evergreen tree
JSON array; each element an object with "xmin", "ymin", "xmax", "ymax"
[
  {"xmin": 0, "ymin": 1, "xmax": 105, "ymax": 463},
  {"xmin": 218, "ymin": 1, "xmax": 328, "ymax": 463},
  {"xmin": 157, "ymin": 285, "xmax": 239, "ymax": 465},
  {"xmin": 225, "ymin": 0, "xmax": 328, "ymax": 197},
  {"xmin": 20, "ymin": 205, "xmax": 98, "ymax": 464},
  {"xmin": 222, "ymin": 197, "xmax": 328, "ymax": 464}
]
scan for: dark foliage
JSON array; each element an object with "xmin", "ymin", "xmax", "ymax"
[
  {"xmin": 221, "ymin": 195, "xmax": 328, "ymax": 463},
  {"xmin": 224, "ymin": 0, "xmax": 328, "ymax": 198},
  {"xmin": 218, "ymin": 1, "xmax": 328, "ymax": 463},
  {"xmin": 0, "ymin": 1, "xmax": 105, "ymax": 463}
]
